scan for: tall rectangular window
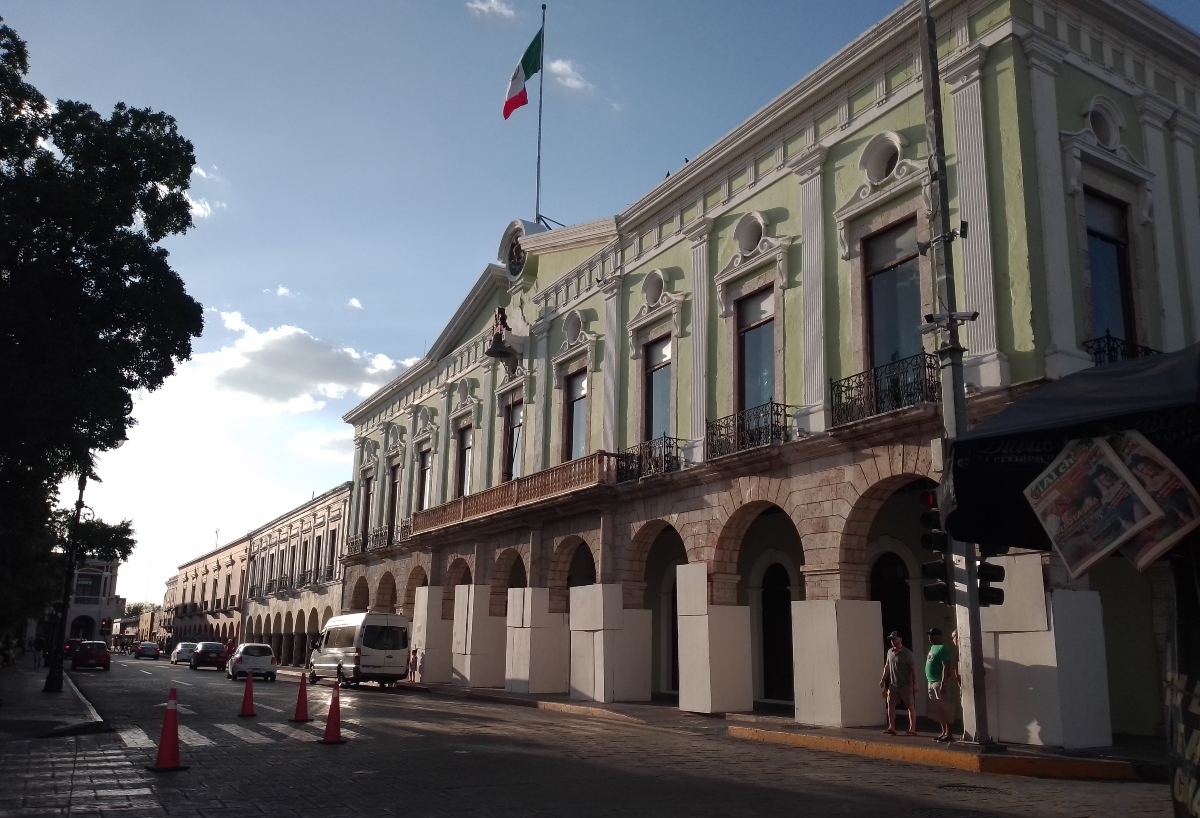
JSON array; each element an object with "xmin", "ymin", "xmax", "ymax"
[
  {"xmin": 503, "ymin": 401, "xmax": 524, "ymax": 482},
  {"xmin": 224, "ymin": 575, "xmax": 231, "ymax": 604},
  {"xmin": 456, "ymin": 426, "xmax": 473, "ymax": 498},
  {"xmin": 737, "ymin": 289, "xmax": 775, "ymax": 410},
  {"xmin": 1085, "ymin": 192, "xmax": 1134, "ymax": 341},
  {"xmin": 865, "ymin": 220, "xmax": 922, "ymax": 368},
  {"xmin": 387, "ymin": 464, "xmax": 402, "ymax": 527},
  {"xmin": 327, "ymin": 531, "xmax": 337, "ymax": 565},
  {"xmin": 416, "ymin": 449, "xmax": 433, "ymax": 511},
  {"xmin": 360, "ymin": 476, "xmax": 374, "ymax": 538},
  {"xmin": 644, "ymin": 337, "xmax": 672, "ymax": 440},
  {"xmin": 564, "ymin": 371, "xmax": 588, "ymax": 461}
]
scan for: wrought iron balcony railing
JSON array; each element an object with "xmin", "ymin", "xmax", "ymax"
[
  {"xmin": 1082, "ymin": 331, "xmax": 1161, "ymax": 366},
  {"xmin": 296, "ymin": 569, "xmax": 312, "ymax": 587},
  {"xmin": 320, "ymin": 566, "xmax": 336, "ymax": 583},
  {"xmin": 248, "ymin": 585, "xmax": 260, "ymax": 599},
  {"xmin": 705, "ymin": 402, "xmax": 797, "ymax": 460},
  {"xmin": 394, "ymin": 518, "xmax": 412, "ymax": 545},
  {"xmin": 617, "ymin": 435, "xmax": 687, "ymax": 482},
  {"xmin": 830, "ymin": 352, "xmax": 940, "ymax": 427},
  {"xmin": 276, "ymin": 575, "xmax": 292, "ymax": 592},
  {"xmin": 263, "ymin": 579, "xmax": 276, "ymax": 594},
  {"xmin": 368, "ymin": 525, "xmax": 392, "ymax": 550},
  {"xmin": 346, "ymin": 534, "xmax": 365, "ymax": 555}
]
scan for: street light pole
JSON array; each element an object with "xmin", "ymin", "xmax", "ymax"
[
  {"xmin": 43, "ymin": 473, "xmax": 88, "ymax": 694},
  {"xmin": 917, "ymin": 0, "xmax": 990, "ymax": 744}
]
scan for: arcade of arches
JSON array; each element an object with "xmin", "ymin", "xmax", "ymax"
[{"xmin": 341, "ymin": 438, "xmax": 1166, "ymax": 745}]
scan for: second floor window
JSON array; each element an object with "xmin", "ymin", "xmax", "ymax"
[
  {"xmin": 503, "ymin": 401, "xmax": 524, "ymax": 482},
  {"xmin": 865, "ymin": 219, "xmax": 922, "ymax": 368},
  {"xmin": 737, "ymin": 289, "xmax": 775, "ymax": 410},
  {"xmin": 644, "ymin": 337, "xmax": 671, "ymax": 440},
  {"xmin": 564, "ymin": 371, "xmax": 588, "ymax": 461},
  {"xmin": 456, "ymin": 426, "xmax": 473, "ymax": 498},
  {"xmin": 224, "ymin": 575, "xmax": 231, "ymax": 601},
  {"xmin": 327, "ymin": 531, "xmax": 336, "ymax": 566},
  {"xmin": 417, "ymin": 449, "xmax": 433, "ymax": 511},
  {"xmin": 360, "ymin": 475, "xmax": 374, "ymax": 537},
  {"xmin": 1085, "ymin": 192, "xmax": 1134, "ymax": 342},
  {"xmin": 388, "ymin": 464, "xmax": 402, "ymax": 526}
]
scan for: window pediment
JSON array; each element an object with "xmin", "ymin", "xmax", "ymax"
[
  {"xmin": 628, "ymin": 268, "xmax": 686, "ymax": 356},
  {"xmin": 714, "ymin": 212, "xmax": 794, "ymax": 318},
  {"xmin": 1061, "ymin": 132, "xmax": 1152, "ymax": 225},
  {"xmin": 449, "ymin": 379, "xmax": 482, "ymax": 425},
  {"xmin": 408, "ymin": 405, "xmax": 438, "ymax": 458},
  {"xmin": 552, "ymin": 310, "xmax": 597, "ymax": 388},
  {"xmin": 494, "ymin": 366, "xmax": 530, "ymax": 416}
]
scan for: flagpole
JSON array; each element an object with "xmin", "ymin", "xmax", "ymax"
[{"xmin": 535, "ymin": 4, "xmax": 546, "ymax": 225}]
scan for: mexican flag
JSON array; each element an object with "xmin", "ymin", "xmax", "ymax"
[{"xmin": 503, "ymin": 28, "xmax": 543, "ymax": 120}]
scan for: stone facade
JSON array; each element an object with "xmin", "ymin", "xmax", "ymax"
[{"xmin": 165, "ymin": 536, "xmax": 250, "ymax": 648}]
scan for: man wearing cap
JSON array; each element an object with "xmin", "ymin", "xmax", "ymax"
[
  {"xmin": 925, "ymin": 628, "xmax": 956, "ymax": 742},
  {"xmin": 879, "ymin": 631, "xmax": 919, "ymax": 736}
]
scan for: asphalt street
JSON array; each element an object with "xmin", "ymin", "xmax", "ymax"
[{"xmin": 0, "ymin": 658, "xmax": 1173, "ymax": 818}]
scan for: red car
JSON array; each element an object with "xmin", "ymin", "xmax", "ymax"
[
  {"xmin": 189, "ymin": 641, "xmax": 229, "ymax": 671},
  {"xmin": 70, "ymin": 641, "xmax": 111, "ymax": 671}
]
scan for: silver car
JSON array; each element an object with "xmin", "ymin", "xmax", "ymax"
[
  {"xmin": 134, "ymin": 642, "xmax": 160, "ymax": 660},
  {"xmin": 170, "ymin": 642, "xmax": 197, "ymax": 664}
]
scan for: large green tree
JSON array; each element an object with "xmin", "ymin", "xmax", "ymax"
[{"xmin": 0, "ymin": 19, "xmax": 204, "ymax": 627}]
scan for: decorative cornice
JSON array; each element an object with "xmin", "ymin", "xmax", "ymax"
[
  {"xmin": 519, "ymin": 216, "xmax": 618, "ymax": 255},
  {"xmin": 683, "ymin": 217, "xmax": 713, "ymax": 245},
  {"xmin": 1135, "ymin": 93, "xmax": 1175, "ymax": 129},
  {"xmin": 833, "ymin": 160, "xmax": 928, "ymax": 260},
  {"xmin": 713, "ymin": 234, "xmax": 795, "ymax": 317},
  {"xmin": 1021, "ymin": 30, "xmax": 1070, "ymax": 72},
  {"xmin": 942, "ymin": 42, "xmax": 990, "ymax": 88},
  {"xmin": 786, "ymin": 146, "xmax": 828, "ymax": 180},
  {"xmin": 1060, "ymin": 131, "xmax": 1153, "ymax": 224},
  {"xmin": 1171, "ymin": 109, "xmax": 1200, "ymax": 144}
]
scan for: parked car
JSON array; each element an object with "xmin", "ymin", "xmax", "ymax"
[
  {"xmin": 63, "ymin": 638, "xmax": 82, "ymax": 658},
  {"xmin": 170, "ymin": 642, "xmax": 197, "ymax": 664},
  {"xmin": 227, "ymin": 643, "xmax": 277, "ymax": 682},
  {"xmin": 309, "ymin": 611, "xmax": 409, "ymax": 687},
  {"xmin": 133, "ymin": 642, "xmax": 160, "ymax": 660},
  {"xmin": 189, "ymin": 641, "xmax": 228, "ymax": 671},
  {"xmin": 70, "ymin": 641, "xmax": 111, "ymax": 671}
]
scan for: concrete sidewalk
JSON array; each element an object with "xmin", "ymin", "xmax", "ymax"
[
  {"xmin": 276, "ymin": 666, "xmax": 1166, "ymax": 782},
  {"xmin": 0, "ymin": 660, "xmax": 105, "ymax": 739}
]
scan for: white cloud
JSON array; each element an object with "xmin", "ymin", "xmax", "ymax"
[
  {"xmin": 466, "ymin": 0, "xmax": 515, "ymax": 18},
  {"xmin": 400, "ymin": 356, "xmax": 422, "ymax": 368},
  {"xmin": 548, "ymin": 59, "xmax": 592, "ymax": 92},
  {"xmin": 611, "ymin": 102, "xmax": 622, "ymax": 113},
  {"xmin": 186, "ymin": 193, "xmax": 226, "ymax": 219},
  {"xmin": 348, "ymin": 298, "xmax": 363, "ymax": 309},
  {"xmin": 74, "ymin": 313, "xmax": 415, "ymax": 601},
  {"xmin": 275, "ymin": 285, "xmax": 291, "ymax": 297}
]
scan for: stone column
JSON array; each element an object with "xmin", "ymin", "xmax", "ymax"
[
  {"xmin": 684, "ymin": 220, "xmax": 713, "ymax": 460},
  {"xmin": 601, "ymin": 274, "xmax": 624, "ymax": 453},
  {"xmin": 1139, "ymin": 95, "xmax": 1186, "ymax": 352},
  {"xmin": 347, "ymin": 438, "xmax": 365, "ymax": 536},
  {"xmin": 400, "ymin": 405, "xmax": 420, "ymax": 518},
  {"xmin": 946, "ymin": 43, "xmax": 1008, "ymax": 388},
  {"xmin": 529, "ymin": 320, "xmax": 550, "ymax": 472},
  {"xmin": 1171, "ymin": 111, "xmax": 1200, "ymax": 345},
  {"xmin": 475, "ymin": 362, "xmax": 498, "ymax": 491},
  {"xmin": 436, "ymin": 382, "xmax": 456, "ymax": 505},
  {"xmin": 791, "ymin": 147, "xmax": 829, "ymax": 431},
  {"xmin": 1022, "ymin": 33, "xmax": 1090, "ymax": 378}
]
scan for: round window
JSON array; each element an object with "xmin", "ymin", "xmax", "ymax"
[
  {"xmin": 506, "ymin": 237, "xmax": 527, "ymax": 277},
  {"xmin": 1089, "ymin": 109, "xmax": 1117, "ymax": 150},
  {"xmin": 867, "ymin": 144, "xmax": 900, "ymax": 185},
  {"xmin": 734, "ymin": 213, "xmax": 765, "ymax": 256}
]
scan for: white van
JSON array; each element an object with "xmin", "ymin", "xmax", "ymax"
[{"xmin": 308, "ymin": 612, "xmax": 410, "ymax": 687}]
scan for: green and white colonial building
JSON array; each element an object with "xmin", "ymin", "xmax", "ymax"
[{"xmin": 336, "ymin": 0, "xmax": 1199, "ymax": 748}]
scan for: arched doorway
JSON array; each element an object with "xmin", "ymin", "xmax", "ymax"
[
  {"xmin": 491, "ymin": 549, "xmax": 527, "ymax": 618},
  {"xmin": 760, "ymin": 563, "xmax": 793, "ymax": 701},
  {"xmin": 640, "ymin": 524, "xmax": 687, "ymax": 695},
  {"xmin": 443, "ymin": 558, "xmax": 473, "ymax": 620},
  {"xmin": 70, "ymin": 616, "xmax": 95, "ymax": 639},
  {"xmin": 870, "ymin": 552, "xmax": 912, "ymax": 651},
  {"xmin": 349, "ymin": 577, "xmax": 369, "ymax": 611},
  {"xmin": 376, "ymin": 572, "xmax": 397, "ymax": 613}
]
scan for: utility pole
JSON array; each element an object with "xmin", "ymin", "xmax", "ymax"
[
  {"xmin": 44, "ymin": 474, "xmax": 88, "ymax": 693},
  {"xmin": 917, "ymin": 0, "xmax": 990, "ymax": 744}
]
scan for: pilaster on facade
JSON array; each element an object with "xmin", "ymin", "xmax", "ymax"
[
  {"xmin": 436, "ymin": 380, "xmax": 457, "ymax": 507},
  {"xmin": 601, "ymin": 272, "xmax": 624, "ymax": 453},
  {"xmin": 400, "ymin": 403, "xmax": 421, "ymax": 518},
  {"xmin": 1169, "ymin": 109, "xmax": 1200, "ymax": 345},
  {"xmin": 1022, "ymin": 31, "xmax": 1091, "ymax": 379},
  {"xmin": 529, "ymin": 319, "xmax": 550, "ymax": 473},
  {"xmin": 944, "ymin": 42, "xmax": 1008, "ymax": 389},
  {"xmin": 684, "ymin": 219, "xmax": 713, "ymax": 461},
  {"xmin": 1138, "ymin": 93, "xmax": 1187, "ymax": 352},
  {"xmin": 788, "ymin": 146, "xmax": 829, "ymax": 433}
]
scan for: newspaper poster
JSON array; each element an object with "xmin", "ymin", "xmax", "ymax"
[
  {"xmin": 1108, "ymin": 430, "xmax": 1200, "ymax": 571},
  {"xmin": 1024, "ymin": 437, "xmax": 1163, "ymax": 579}
]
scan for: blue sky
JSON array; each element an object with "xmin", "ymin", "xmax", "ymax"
[{"xmin": 8, "ymin": 0, "xmax": 1197, "ymax": 601}]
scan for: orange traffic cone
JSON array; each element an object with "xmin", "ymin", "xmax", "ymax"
[
  {"xmin": 146, "ymin": 687, "xmax": 189, "ymax": 772},
  {"xmin": 317, "ymin": 677, "xmax": 346, "ymax": 744},
  {"xmin": 237, "ymin": 669, "xmax": 256, "ymax": 717},
  {"xmin": 289, "ymin": 671, "xmax": 313, "ymax": 723}
]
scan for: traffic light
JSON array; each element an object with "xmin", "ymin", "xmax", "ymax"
[
  {"xmin": 919, "ymin": 489, "xmax": 952, "ymax": 604},
  {"xmin": 977, "ymin": 558, "xmax": 1005, "ymax": 607}
]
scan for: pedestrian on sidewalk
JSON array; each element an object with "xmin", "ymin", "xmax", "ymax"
[
  {"xmin": 879, "ymin": 631, "xmax": 919, "ymax": 736},
  {"xmin": 32, "ymin": 636, "xmax": 44, "ymax": 668},
  {"xmin": 925, "ymin": 628, "xmax": 956, "ymax": 742}
]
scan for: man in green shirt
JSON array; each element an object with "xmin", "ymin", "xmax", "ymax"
[{"xmin": 925, "ymin": 628, "xmax": 955, "ymax": 742}]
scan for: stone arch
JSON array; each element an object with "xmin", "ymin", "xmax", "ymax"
[
  {"xmin": 308, "ymin": 609, "xmax": 319, "ymax": 633},
  {"xmin": 402, "ymin": 566, "xmax": 429, "ymax": 621},
  {"xmin": 490, "ymin": 548, "xmax": 528, "ymax": 617},
  {"xmin": 547, "ymin": 535, "xmax": 595, "ymax": 613},
  {"xmin": 321, "ymin": 606, "xmax": 334, "ymax": 628},
  {"xmin": 839, "ymin": 472, "xmax": 937, "ymax": 600},
  {"xmin": 637, "ymin": 521, "xmax": 688, "ymax": 693},
  {"xmin": 375, "ymin": 572, "xmax": 398, "ymax": 613},
  {"xmin": 442, "ymin": 557, "xmax": 474, "ymax": 620},
  {"xmin": 349, "ymin": 576, "xmax": 370, "ymax": 611}
]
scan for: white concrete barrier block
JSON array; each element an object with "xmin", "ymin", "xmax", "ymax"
[
  {"xmin": 452, "ymin": 586, "xmax": 471, "ymax": 655},
  {"xmin": 676, "ymin": 562, "xmax": 708, "ymax": 616},
  {"xmin": 1052, "ymin": 590, "xmax": 1112, "ymax": 749},
  {"xmin": 507, "ymin": 588, "xmax": 526, "ymax": 629},
  {"xmin": 527, "ymin": 617, "xmax": 570, "ymax": 694},
  {"xmin": 412, "ymin": 586, "xmax": 452, "ymax": 684},
  {"xmin": 505, "ymin": 627, "xmax": 528, "ymax": 693},
  {"xmin": 570, "ymin": 630, "xmax": 595, "ymax": 700},
  {"xmin": 792, "ymin": 599, "xmax": 883, "ymax": 728},
  {"xmin": 569, "ymin": 584, "xmax": 625, "ymax": 632},
  {"xmin": 707, "ymin": 606, "xmax": 753, "ymax": 713},
  {"xmin": 614, "ymin": 608, "xmax": 652, "ymax": 702},
  {"xmin": 525, "ymin": 587, "xmax": 551, "ymax": 629},
  {"xmin": 677, "ymin": 613, "xmax": 712, "ymax": 712},
  {"xmin": 833, "ymin": 600, "xmax": 886, "ymax": 728}
]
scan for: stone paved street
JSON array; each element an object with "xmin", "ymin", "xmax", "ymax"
[{"xmin": 0, "ymin": 660, "xmax": 1172, "ymax": 818}]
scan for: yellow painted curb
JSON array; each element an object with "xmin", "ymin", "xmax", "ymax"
[
  {"xmin": 465, "ymin": 691, "xmax": 644, "ymax": 724},
  {"xmin": 727, "ymin": 725, "xmax": 1140, "ymax": 781}
]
